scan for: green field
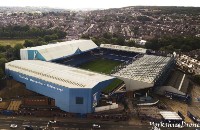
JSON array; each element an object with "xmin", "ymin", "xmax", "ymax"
[
  {"xmin": 79, "ymin": 58, "xmax": 121, "ymax": 74},
  {"xmin": 79, "ymin": 58, "xmax": 123, "ymax": 93},
  {"xmin": 0, "ymin": 39, "xmax": 25, "ymax": 47}
]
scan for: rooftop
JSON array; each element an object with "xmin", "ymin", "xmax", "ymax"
[
  {"xmin": 100, "ymin": 44, "xmax": 147, "ymax": 54},
  {"xmin": 113, "ymin": 55, "xmax": 172, "ymax": 84},
  {"xmin": 160, "ymin": 111, "xmax": 182, "ymax": 120},
  {"xmin": 6, "ymin": 60, "xmax": 114, "ymax": 89},
  {"xmin": 21, "ymin": 40, "xmax": 98, "ymax": 61}
]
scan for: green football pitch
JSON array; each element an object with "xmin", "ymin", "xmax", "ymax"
[
  {"xmin": 79, "ymin": 58, "xmax": 121, "ymax": 74},
  {"xmin": 79, "ymin": 58, "xmax": 123, "ymax": 93}
]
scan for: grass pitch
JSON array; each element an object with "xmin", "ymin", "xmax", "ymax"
[
  {"xmin": 79, "ymin": 58, "xmax": 123, "ymax": 93},
  {"xmin": 79, "ymin": 58, "xmax": 122, "ymax": 74},
  {"xmin": 0, "ymin": 39, "xmax": 25, "ymax": 47}
]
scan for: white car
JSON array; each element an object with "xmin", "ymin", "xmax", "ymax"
[
  {"xmin": 10, "ymin": 124, "xmax": 18, "ymax": 128},
  {"xmin": 92, "ymin": 124, "xmax": 101, "ymax": 129},
  {"xmin": 48, "ymin": 120, "xmax": 56, "ymax": 124}
]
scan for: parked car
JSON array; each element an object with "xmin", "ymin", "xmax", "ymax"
[
  {"xmin": 48, "ymin": 120, "xmax": 56, "ymax": 124},
  {"xmin": 10, "ymin": 124, "xmax": 18, "ymax": 128},
  {"xmin": 92, "ymin": 124, "xmax": 101, "ymax": 129}
]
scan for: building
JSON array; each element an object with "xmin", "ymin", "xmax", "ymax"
[
  {"xmin": 5, "ymin": 60, "xmax": 115, "ymax": 114},
  {"xmin": 160, "ymin": 111, "xmax": 183, "ymax": 124},
  {"xmin": 112, "ymin": 55, "xmax": 174, "ymax": 91},
  {"xmin": 176, "ymin": 54, "xmax": 200, "ymax": 74},
  {"xmin": 100, "ymin": 44, "xmax": 147, "ymax": 54},
  {"xmin": 138, "ymin": 40, "xmax": 146, "ymax": 46},
  {"xmin": 5, "ymin": 39, "xmax": 175, "ymax": 113},
  {"xmin": 20, "ymin": 40, "xmax": 98, "ymax": 61}
]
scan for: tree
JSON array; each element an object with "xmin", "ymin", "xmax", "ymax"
[
  {"xmin": 0, "ymin": 58, "xmax": 7, "ymax": 71},
  {"xmin": 103, "ymin": 32, "xmax": 112, "ymax": 39},
  {"xmin": 37, "ymin": 37, "xmax": 44, "ymax": 42},
  {"xmin": 81, "ymin": 34, "xmax": 90, "ymax": 39},
  {"xmin": 116, "ymin": 36, "xmax": 125, "ymax": 45},
  {"xmin": 51, "ymin": 34, "xmax": 58, "ymax": 40},
  {"xmin": 6, "ymin": 48, "xmax": 14, "ymax": 60},
  {"xmin": 24, "ymin": 40, "xmax": 34, "ymax": 47},
  {"xmin": 0, "ymin": 25, "xmax": 66, "ymax": 39},
  {"xmin": 35, "ymin": 41, "xmax": 47, "ymax": 46},
  {"xmin": 145, "ymin": 36, "xmax": 200, "ymax": 52},
  {"xmin": 0, "ymin": 68, "xmax": 4, "ymax": 79},
  {"xmin": 125, "ymin": 40, "xmax": 135, "ymax": 47},
  {"xmin": 0, "ymin": 45, "xmax": 6, "ymax": 52},
  {"xmin": 44, "ymin": 35, "xmax": 51, "ymax": 42},
  {"xmin": 181, "ymin": 45, "xmax": 192, "ymax": 52},
  {"xmin": 133, "ymin": 26, "xmax": 139, "ymax": 38},
  {"xmin": 160, "ymin": 45, "xmax": 174, "ymax": 53},
  {"xmin": 13, "ymin": 44, "xmax": 23, "ymax": 60},
  {"xmin": 137, "ymin": 16, "xmax": 152, "ymax": 22},
  {"xmin": 56, "ymin": 31, "xmax": 66, "ymax": 39},
  {"xmin": 110, "ymin": 38, "xmax": 117, "ymax": 44}
]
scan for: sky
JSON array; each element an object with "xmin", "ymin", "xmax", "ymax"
[{"xmin": 0, "ymin": 0, "xmax": 200, "ymax": 9}]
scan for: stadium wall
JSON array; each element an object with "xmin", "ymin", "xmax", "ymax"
[
  {"xmin": 6, "ymin": 69, "xmax": 114, "ymax": 114},
  {"xmin": 116, "ymin": 76, "xmax": 154, "ymax": 91},
  {"xmin": 20, "ymin": 50, "xmax": 46, "ymax": 61},
  {"xmin": 28, "ymin": 50, "xmax": 46, "ymax": 61}
]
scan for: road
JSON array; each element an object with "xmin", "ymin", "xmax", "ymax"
[{"xmin": 0, "ymin": 116, "xmax": 199, "ymax": 130}]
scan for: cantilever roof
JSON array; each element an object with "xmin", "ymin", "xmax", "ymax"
[
  {"xmin": 100, "ymin": 44, "xmax": 147, "ymax": 54},
  {"xmin": 21, "ymin": 40, "xmax": 98, "ymax": 61},
  {"xmin": 112, "ymin": 55, "xmax": 172, "ymax": 84},
  {"xmin": 6, "ymin": 60, "xmax": 114, "ymax": 89}
]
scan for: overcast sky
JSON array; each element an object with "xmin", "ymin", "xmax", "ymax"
[{"xmin": 1, "ymin": 0, "xmax": 200, "ymax": 9}]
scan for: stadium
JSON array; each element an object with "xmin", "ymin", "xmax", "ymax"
[{"xmin": 5, "ymin": 40, "xmax": 175, "ymax": 114}]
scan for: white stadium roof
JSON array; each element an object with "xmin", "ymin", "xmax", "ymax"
[
  {"xmin": 6, "ymin": 60, "xmax": 114, "ymax": 89},
  {"xmin": 100, "ymin": 44, "xmax": 147, "ymax": 54},
  {"xmin": 21, "ymin": 40, "xmax": 98, "ymax": 61},
  {"xmin": 112, "ymin": 55, "xmax": 172, "ymax": 90},
  {"xmin": 113, "ymin": 55, "xmax": 171, "ymax": 84}
]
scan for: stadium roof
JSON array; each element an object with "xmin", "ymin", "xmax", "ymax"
[
  {"xmin": 21, "ymin": 40, "xmax": 98, "ymax": 61},
  {"xmin": 100, "ymin": 44, "xmax": 147, "ymax": 54},
  {"xmin": 113, "ymin": 55, "xmax": 172, "ymax": 84},
  {"xmin": 112, "ymin": 55, "xmax": 173, "ymax": 90},
  {"xmin": 6, "ymin": 60, "xmax": 114, "ymax": 89}
]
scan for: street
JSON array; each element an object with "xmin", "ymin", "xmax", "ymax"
[{"xmin": 0, "ymin": 116, "xmax": 199, "ymax": 130}]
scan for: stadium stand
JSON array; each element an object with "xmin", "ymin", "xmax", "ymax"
[
  {"xmin": 54, "ymin": 47, "xmax": 138, "ymax": 66},
  {"xmin": 100, "ymin": 48, "xmax": 138, "ymax": 62},
  {"xmin": 112, "ymin": 55, "xmax": 175, "ymax": 91},
  {"xmin": 5, "ymin": 60, "xmax": 115, "ymax": 113},
  {"xmin": 0, "ymin": 101, "xmax": 10, "ymax": 110},
  {"xmin": 20, "ymin": 40, "xmax": 98, "ymax": 61},
  {"xmin": 100, "ymin": 44, "xmax": 147, "ymax": 54},
  {"xmin": 6, "ymin": 40, "xmax": 177, "ymax": 113},
  {"xmin": 166, "ymin": 70, "xmax": 189, "ymax": 94},
  {"xmin": 6, "ymin": 60, "xmax": 114, "ymax": 89},
  {"xmin": 54, "ymin": 51, "xmax": 97, "ymax": 66},
  {"xmin": 7, "ymin": 100, "xmax": 22, "ymax": 111}
]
